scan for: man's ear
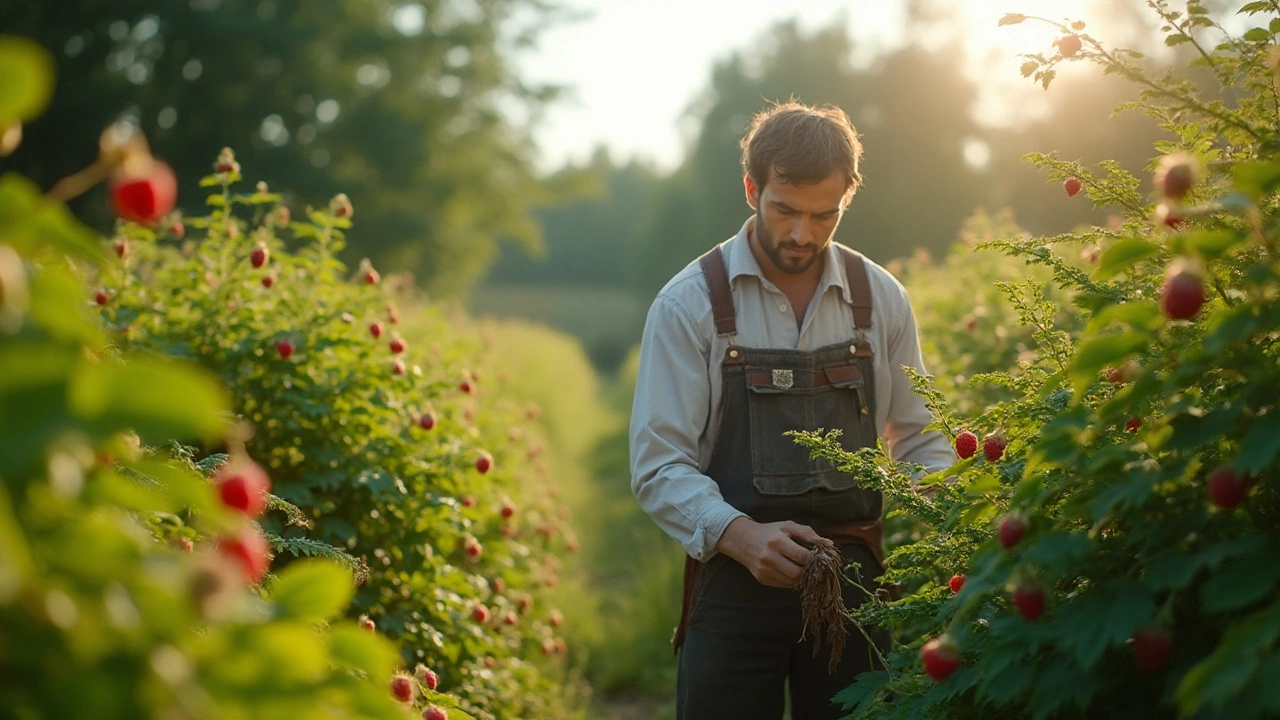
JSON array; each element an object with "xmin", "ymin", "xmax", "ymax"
[{"xmin": 744, "ymin": 173, "xmax": 760, "ymax": 210}]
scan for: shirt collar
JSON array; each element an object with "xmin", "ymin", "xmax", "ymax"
[{"xmin": 725, "ymin": 216, "xmax": 853, "ymax": 305}]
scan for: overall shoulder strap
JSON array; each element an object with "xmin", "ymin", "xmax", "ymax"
[
  {"xmin": 698, "ymin": 245, "xmax": 736, "ymax": 337},
  {"xmin": 839, "ymin": 245, "xmax": 873, "ymax": 331}
]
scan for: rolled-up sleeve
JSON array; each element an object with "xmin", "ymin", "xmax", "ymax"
[
  {"xmin": 629, "ymin": 293, "xmax": 745, "ymax": 561},
  {"xmin": 882, "ymin": 282, "xmax": 957, "ymax": 474}
]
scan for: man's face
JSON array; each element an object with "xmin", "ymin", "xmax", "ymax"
[{"xmin": 746, "ymin": 171, "xmax": 849, "ymax": 275}]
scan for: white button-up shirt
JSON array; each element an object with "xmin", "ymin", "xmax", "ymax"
[{"xmin": 629, "ymin": 218, "xmax": 956, "ymax": 561}]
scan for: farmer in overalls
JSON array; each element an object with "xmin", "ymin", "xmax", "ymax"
[{"xmin": 629, "ymin": 101, "xmax": 956, "ymax": 720}]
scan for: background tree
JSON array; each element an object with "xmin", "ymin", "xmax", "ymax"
[{"xmin": 0, "ymin": 0, "xmax": 565, "ymax": 295}]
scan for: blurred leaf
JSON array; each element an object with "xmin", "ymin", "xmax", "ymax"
[
  {"xmin": 1086, "ymin": 300, "xmax": 1161, "ymax": 333},
  {"xmin": 329, "ymin": 624, "xmax": 400, "ymax": 679},
  {"xmin": 68, "ymin": 355, "xmax": 230, "ymax": 444},
  {"xmin": 269, "ymin": 559, "xmax": 354, "ymax": 623},
  {"xmin": 0, "ymin": 174, "xmax": 102, "ymax": 260},
  {"xmin": 1203, "ymin": 547, "xmax": 1280, "ymax": 613},
  {"xmin": 0, "ymin": 36, "xmax": 55, "ymax": 123},
  {"xmin": 1094, "ymin": 238, "xmax": 1160, "ymax": 280},
  {"xmin": 833, "ymin": 669, "xmax": 889, "ymax": 715},
  {"xmin": 1233, "ymin": 160, "xmax": 1280, "ymax": 197},
  {"xmin": 1179, "ymin": 230, "xmax": 1243, "ymax": 259},
  {"xmin": 1236, "ymin": 411, "xmax": 1280, "ymax": 473},
  {"xmin": 1070, "ymin": 333, "xmax": 1148, "ymax": 398},
  {"xmin": 0, "ymin": 484, "xmax": 30, "ymax": 602}
]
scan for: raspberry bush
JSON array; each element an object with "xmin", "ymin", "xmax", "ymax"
[
  {"xmin": 0, "ymin": 36, "xmax": 461, "ymax": 720},
  {"xmin": 101, "ymin": 150, "xmax": 587, "ymax": 719},
  {"xmin": 796, "ymin": 4, "xmax": 1280, "ymax": 719}
]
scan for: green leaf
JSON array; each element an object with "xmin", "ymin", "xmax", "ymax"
[
  {"xmin": 0, "ymin": 484, "xmax": 30, "ymax": 603},
  {"xmin": 269, "ymin": 559, "xmax": 355, "ymax": 622},
  {"xmin": 1165, "ymin": 34, "xmax": 1192, "ymax": 46},
  {"xmin": 1203, "ymin": 548, "xmax": 1280, "ymax": 613},
  {"xmin": 1204, "ymin": 303, "xmax": 1264, "ymax": 354},
  {"xmin": 68, "ymin": 355, "xmax": 230, "ymax": 444},
  {"xmin": 1239, "ymin": 1, "xmax": 1272, "ymax": 15},
  {"xmin": 1237, "ymin": 412, "xmax": 1280, "ymax": 474},
  {"xmin": 1070, "ymin": 332, "xmax": 1148, "ymax": 398},
  {"xmin": 0, "ymin": 173, "xmax": 102, "ymax": 260},
  {"xmin": 0, "ymin": 36, "xmax": 55, "ymax": 123},
  {"xmin": 1086, "ymin": 300, "xmax": 1161, "ymax": 334},
  {"xmin": 1054, "ymin": 580, "xmax": 1154, "ymax": 669},
  {"xmin": 1243, "ymin": 27, "xmax": 1272, "ymax": 42},
  {"xmin": 1094, "ymin": 238, "xmax": 1160, "ymax": 280},
  {"xmin": 1179, "ymin": 230, "xmax": 1243, "ymax": 259},
  {"xmin": 329, "ymin": 623, "xmax": 400, "ymax": 678},
  {"xmin": 832, "ymin": 669, "xmax": 889, "ymax": 715},
  {"xmin": 1233, "ymin": 160, "xmax": 1280, "ymax": 197}
]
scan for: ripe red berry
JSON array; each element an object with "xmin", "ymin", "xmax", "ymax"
[
  {"xmin": 213, "ymin": 459, "xmax": 272, "ymax": 517},
  {"xmin": 95, "ymin": 289, "xmax": 109, "ymax": 306},
  {"xmin": 920, "ymin": 635, "xmax": 960, "ymax": 681},
  {"xmin": 1125, "ymin": 417, "xmax": 1143, "ymax": 432},
  {"xmin": 364, "ymin": 268, "xmax": 380, "ymax": 285},
  {"xmin": 1154, "ymin": 153, "xmax": 1199, "ymax": 201},
  {"xmin": 169, "ymin": 221, "xmax": 185, "ymax": 239},
  {"xmin": 391, "ymin": 359, "xmax": 406, "ymax": 375},
  {"xmin": 475, "ymin": 452, "xmax": 492, "ymax": 474},
  {"xmin": 250, "ymin": 245, "xmax": 269, "ymax": 269},
  {"xmin": 1207, "ymin": 466, "xmax": 1247, "ymax": 509},
  {"xmin": 1155, "ymin": 202, "xmax": 1185, "ymax": 229},
  {"xmin": 418, "ymin": 412, "xmax": 436, "ymax": 430},
  {"xmin": 1133, "ymin": 626, "xmax": 1173, "ymax": 672},
  {"xmin": 416, "ymin": 665, "xmax": 439, "ymax": 690},
  {"xmin": 502, "ymin": 611, "xmax": 518, "ymax": 626},
  {"xmin": 983, "ymin": 431, "xmax": 1006, "ymax": 462},
  {"xmin": 1057, "ymin": 34, "xmax": 1082, "ymax": 57},
  {"xmin": 369, "ymin": 322, "xmax": 383, "ymax": 339},
  {"xmin": 500, "ymin": 503, "xmax": 515, "ymax": 519},
  {"xmin": 390, "ymin": 675, "xmax": 414, "ymax": 703},
  {"xmin": 1011, "ymin": 581, "xmax": 1046, "ymax": 621},
  {"xmin": 472, "ymin": 605, "xmax": 490, "ymax": 623},
  {"xmin": 1063, "ymin": 176, "xmax": 1082, "ymax": 197},
  {"xmin": 465, "ymin": 540, "xmax": 483, "ymax": 559},
  {"xmin": 359, "ymin": 615, "xmax": 375, "ymax": 631},
  {"xmin": 261, "ymin": 274, "xmax": 275, "ymax": 289},
  {"xmin": 276, "ymin": 340, "xmax": 294, "ymax": 360},
  {"xmin": 114, "ymin": 240, "xmax": 128, "ymax": 258},
  {"xmin": 423, "ymin": 706, "xmax": 447, "ymax": 720},
  {"xmin": 460, "ymin": 379, "xmax": 474, "ymax": 394},
  {"xmin": 110, "ymin": 161, "xmax": 178, "ymax": 225},
  {"xmin": 1105, "ymin": 366, "xmax": 1125, "ymax": 384},
  {"xmin": 389, "ymin": 337, "xmax": 407, "ymax": 354},
  {"xmin": 549, "ymin": 609, "xmax": 564, "ymax": 627},
  {"xmin": 461, "ymin": 495, "xmax": 476, "ymax": 509},
  {"xmin": 1161, "ymin": 261, "xmax": 1206, "ymax": 320},
  {"xmin": 217, "ymin": 528, "xmax": 271, "ymax": 584},
  {"xmin": 998, "ymin": 513, "xmax": 1028, "ymax": 549},
  {"xmin": 954, "ymin": 431, "xmax": 978, "ymax": 460},
  {"xmin": 948, "ymin": 574, "xmax": 966, "ymax": 594}
]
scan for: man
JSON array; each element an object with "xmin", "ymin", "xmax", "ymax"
[{"xmin": 628, "ymin": 101, "xmax": 956, "ymax": 720}]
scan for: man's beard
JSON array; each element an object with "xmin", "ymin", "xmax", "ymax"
[{"xmin": 756, "ymin": 216, "xmax": 824, "ymax": 274}]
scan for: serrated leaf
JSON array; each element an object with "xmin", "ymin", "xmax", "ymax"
[
  {"xmin": 1020, "ymin": 60, "xmax": 1039, "ymax": 77},
  {"xmin": 1055, "ymin": 580, "xmax": 1154, "ymax": 670},
  {"xmin": 1094, "ymin": 238, "xmax": 1161, "ymax": 280},
  {"xmin": 833, "ymin": 669, "xmax": 889, "ymax": 714},
  {"xmin": 269, "ymin": 559, "xmax": 354, "ymax": 622},
  {"xmin": 1239, "ymin": 1, "xmax": 1272, "ymax": 15}
]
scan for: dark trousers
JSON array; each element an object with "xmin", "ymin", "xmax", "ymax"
[{"xmin": 676, "ymin": 543, "xmax": 891, "ymax": 720}]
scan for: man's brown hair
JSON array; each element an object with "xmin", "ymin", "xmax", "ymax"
[{"xmin": 740, "ymin": 101, "xmax": 863, "ymax": 196}]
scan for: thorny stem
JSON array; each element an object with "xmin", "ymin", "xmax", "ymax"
[{"xmin": 1018, "ymin": 14, "xmax": 1267, "ymax": 143}]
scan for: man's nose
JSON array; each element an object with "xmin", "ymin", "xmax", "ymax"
[{"xmin": 789, "ymin": 215, "xmax": 812, "ymax": 243}]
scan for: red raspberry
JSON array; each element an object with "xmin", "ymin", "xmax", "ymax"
[
  {"xmin": 213, "ymin": 459, "xmax": 272, "ymax": 516},
  {"xmin": 948, "ymin": 574, "xmax": 966, "ymax": 594},
  {"xmin": 954, "ymin": 431, "xmax": 978, "ymax": 460}
]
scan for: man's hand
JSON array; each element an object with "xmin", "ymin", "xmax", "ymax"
[{"xmin": 715, "ymin": 517, "xmax": 821, "ymax": 588}]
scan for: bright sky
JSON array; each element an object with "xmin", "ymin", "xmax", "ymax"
[{"xmin": 510, "ymin": 0, "xmax": 1157, "ymax": 174}]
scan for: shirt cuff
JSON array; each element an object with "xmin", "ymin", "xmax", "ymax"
[{"xmin": 689, "ymin": 504, "xmax": 748, "ymax": 562}]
